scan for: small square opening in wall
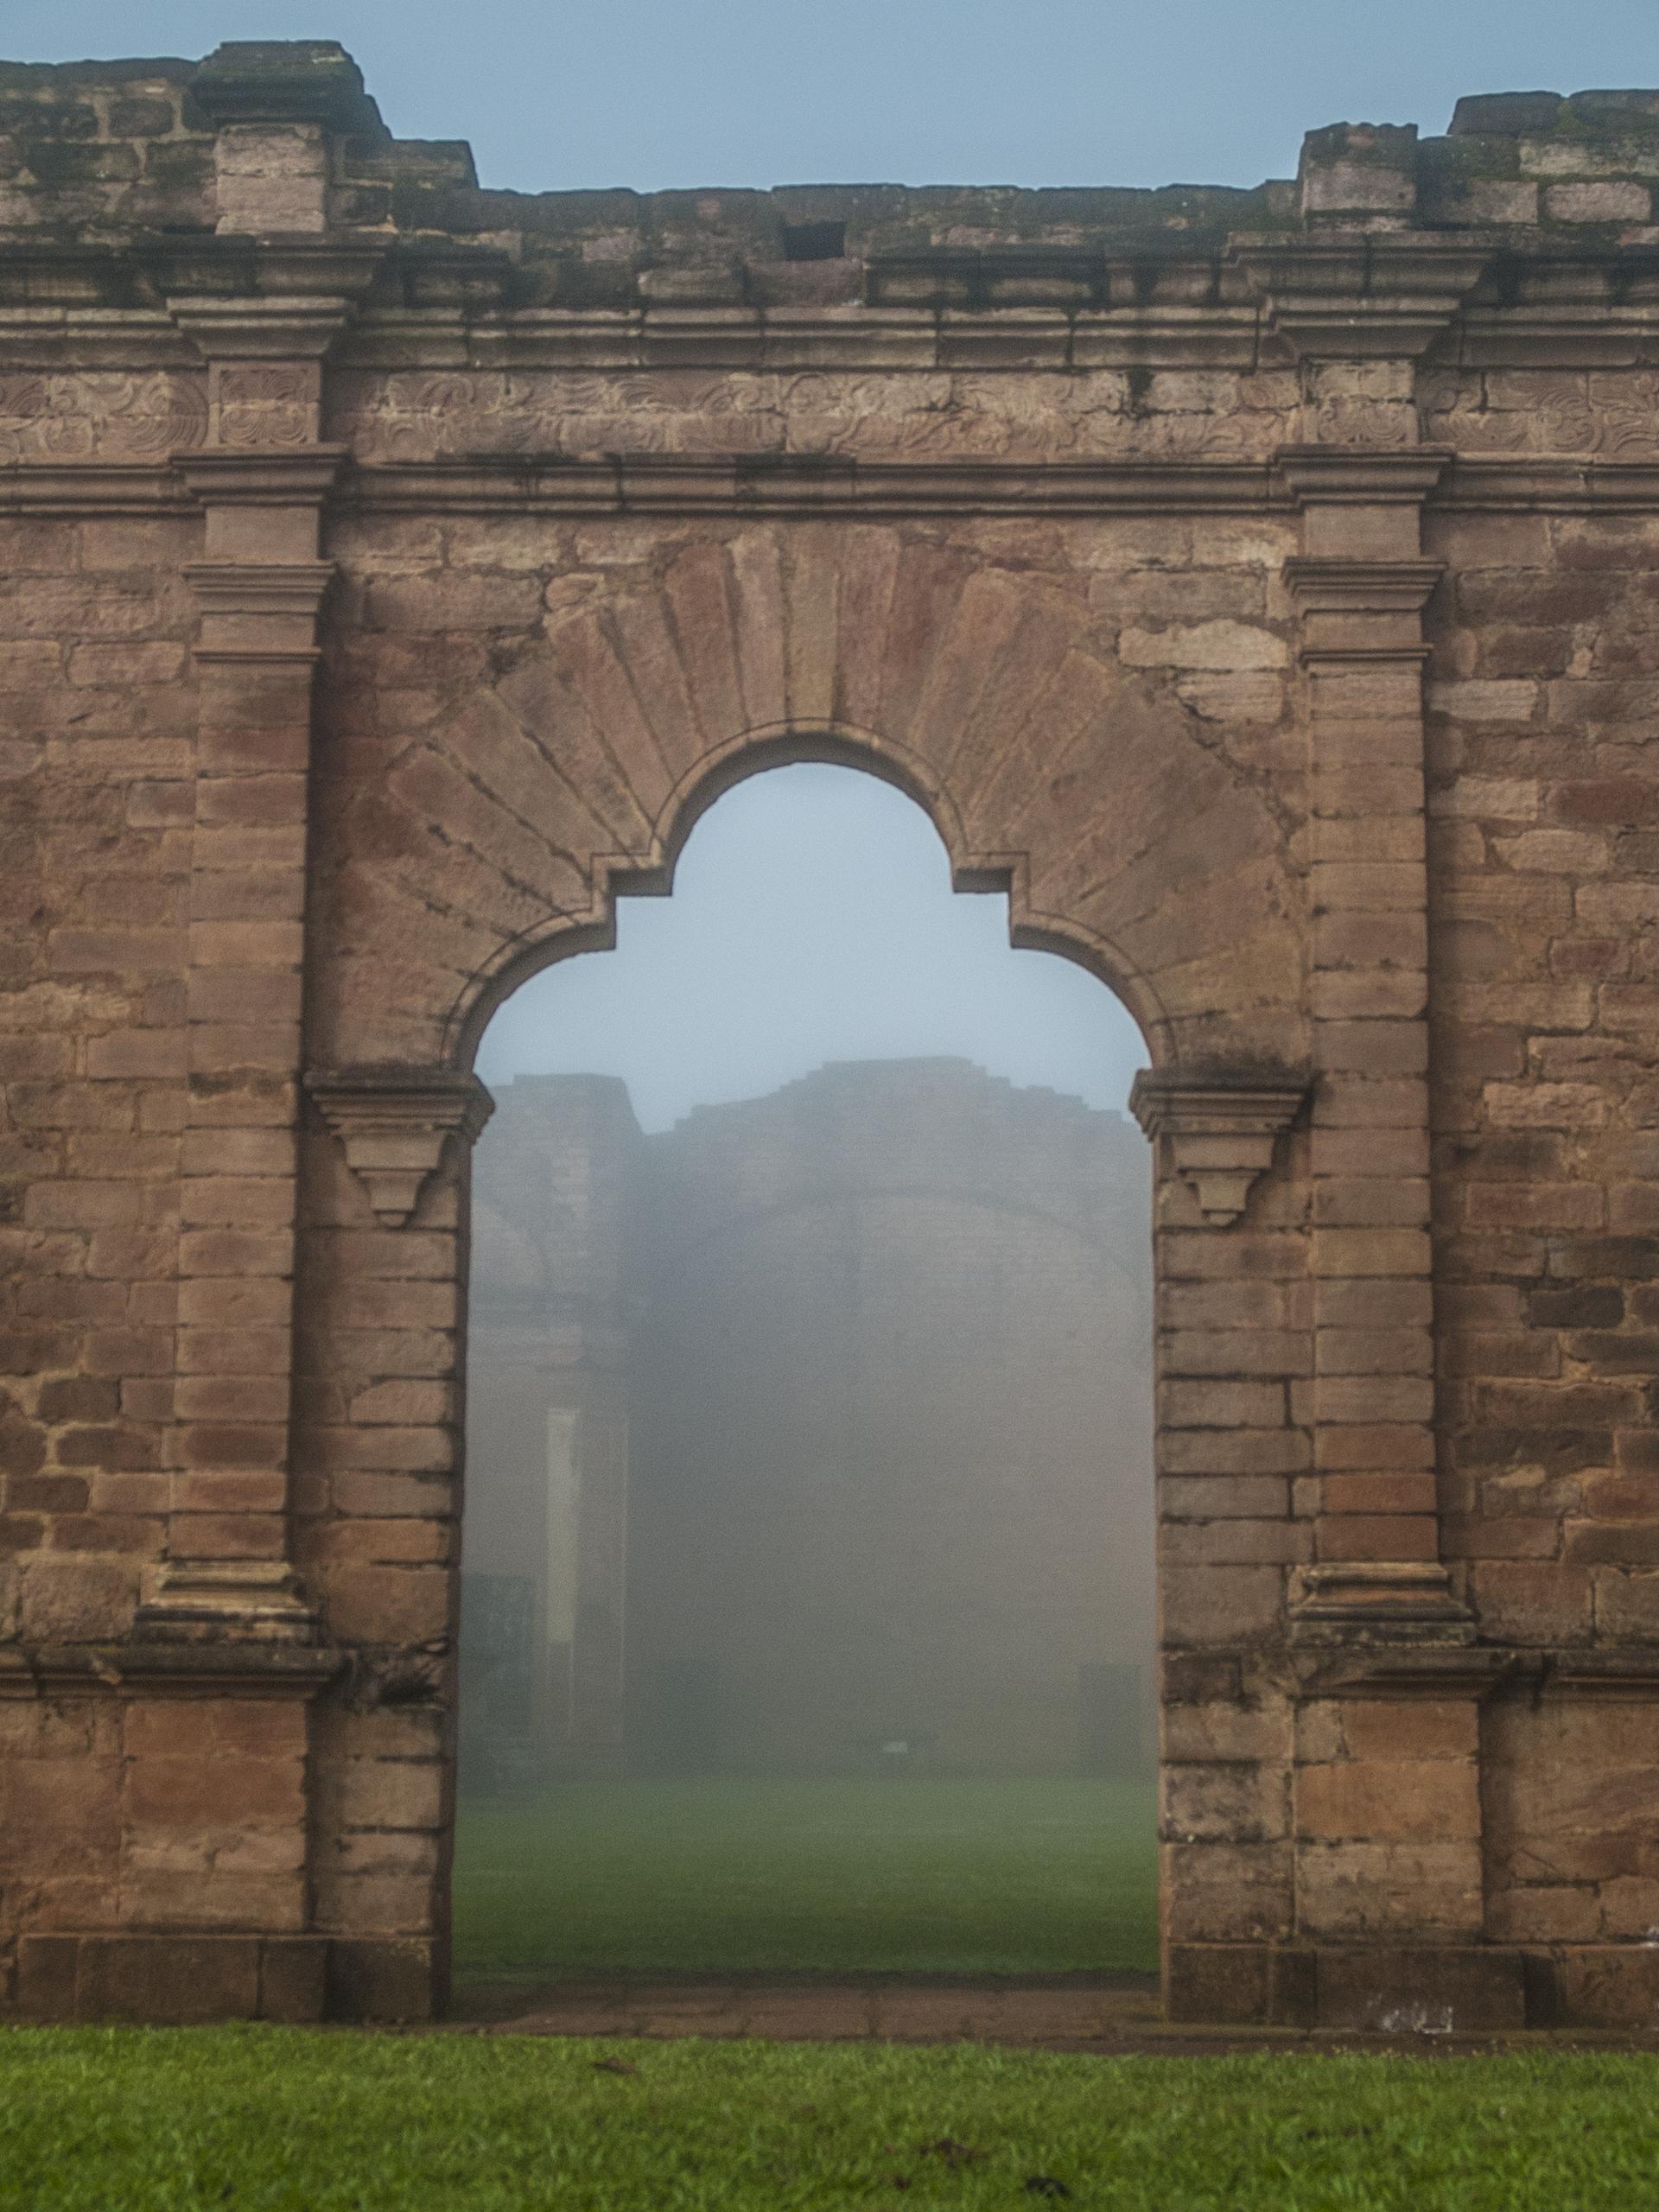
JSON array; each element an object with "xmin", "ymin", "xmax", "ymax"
[{"xmin": 781, "ymin": 219, "xmax": 847, "ymax": 262}]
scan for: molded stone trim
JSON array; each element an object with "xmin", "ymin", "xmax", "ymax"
[
  {"xmin": 1276, "ymin": 446, "xmax": 1452, "ymax": 505},
  {"xmin": 1291, "ymin": 1560, "xmax": 1474, "ymax": 1645},
  {"xmin": 1128, "ymin": 1071, "xmax": 1309, "ymax": 1225},
  {"xmin": 134, "ymin": 1559, "xmax": 323, "ymax": 1648},
  {"xmin": 0, "ymin": 1636, "xmax": 341, "ymax": 1695},
  {"xmin": 173, "ymin": 447, "xmax": 348, "ymax": 503},
  {"xmin": 1235, "ymin": 240, "xmax": 1494, "ymax": 359},
  {"xmin": 1281, "ymin": 556, "xmax": 1445, "ymax": 613},
  {"xmin": 306, "ymin": 1066, "xmax": 495, "ymax": 1227}
]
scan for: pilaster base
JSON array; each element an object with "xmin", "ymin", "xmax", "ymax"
[
  {"xmin": 135, "ymin": 1560, "xmax": 321, "ymax": 1646},
  {"xmin": 1291, "ymin": 1560, "xmax": 1475, "ymax": 1646}
]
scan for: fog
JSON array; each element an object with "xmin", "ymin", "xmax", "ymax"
[
  {"xmin": 451, "ymin": 766, "xmax": 1160, "ymax": 1985},
  {"xmin": 477, "ymin": 765, "xmax": 1149, "ymax": 1130}
]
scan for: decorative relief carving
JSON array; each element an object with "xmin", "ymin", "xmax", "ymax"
[
  {"xmin": 1128, "ymin": 1070, "xmax": 1309, "ymax": 1225},
  {"xmin": 334, "ymin": 365, "xmax": 1298, "ymax": 466},
  {"xmin": 0, "ymin": 372, "xmax": 207, "ymax": 459},
  {"xmin": 306, "ymin": 1066, "xmax": 494, "ymax": 1227},
  {"xmin": 1421, "ymin": 368, "xmax": 1659, "ymax": 457},
  {"xmin": 214, "ymin": 362, "xmax": 320, "ymax": 447}
]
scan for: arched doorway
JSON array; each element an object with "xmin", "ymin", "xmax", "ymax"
[
  {"xmin": 447, "ymin": 760, "xmax": 1157, "ymax": 1999},
  {"xmin": 295, "ymin": 523, "xmax": 1319, "ymax": 2029}
]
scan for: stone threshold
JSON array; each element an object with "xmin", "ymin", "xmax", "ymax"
[{"xmin": 442, "ymin": 1974, "xmax": 1659, "ymax": 2055}]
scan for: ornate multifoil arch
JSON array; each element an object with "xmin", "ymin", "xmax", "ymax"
[{"xmin": 440, "ymin": 720, "xmax": 1177, "ymax": 1075}]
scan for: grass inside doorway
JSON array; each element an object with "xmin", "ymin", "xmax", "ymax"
[{"xmin": 451, "ymin": 1775, "xmax": 1158, "ymax": 1982}]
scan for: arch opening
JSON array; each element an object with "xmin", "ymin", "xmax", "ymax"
[
  {"xmin": 449, "ymin": 760, "xmax": 1160, "ymax": 2001},
  {"xmin": 442, "ymin": 725, "xmax": 1173, "ymax": 1077}
]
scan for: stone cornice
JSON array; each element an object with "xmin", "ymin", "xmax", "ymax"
[
  {"xmin": 167, "ymin": 297, "xmax": 361, "ymax": 364},
  {"xmin": 1232, "ymin": 237, "xmax": 1496, "ymax": 359},
  {"xmin": 0, "ymin": 1639, "xmax": 342, "ymax": 1697},
  {"xmin": 0, "ymin": 452, "xmax": 1658, "ymax": 518},
  {"xmin": 5, "ymin": 281, "xmax": 1659, "ymax": 374},
  {"xmin": 340, "ymin": 455, "xmax": 1290, "ymax": 516},
  {"xmin": 152, "ymin": 238, "xmax": 387, "ymax": 305},
  {"xmin": 1293, "ymin": 1644, "xmax": 1513, "ymax": 1698},
  {"xmin": 0, "ymin": 465, "xmax": 199, "ymax": 515},
  {"xmin": 1293, "ymin": 1643, "xmax": 1659, "ymax": 1697}
]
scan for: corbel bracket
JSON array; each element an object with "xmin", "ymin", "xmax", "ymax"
[
  {"xmin": 1129, "ymin": 1069, "xmax": 1309, "ymax": 1225},
  {"xmin": 306, "ymin": 1065, "xmax": 494, "ymax": 1227}
]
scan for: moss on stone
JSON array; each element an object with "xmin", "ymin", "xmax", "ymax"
[
  {"xmin": 22, "ymin": 141, "xmax": 139, "ymax": 185},
  {"xmin": 0, "ymin": 97, "xmax": 98, "ymax": 140},
  {"xmin": 107, "ymin": 97, "xmax": 177, "ymax": 139},
  {"xmin": 141, "ymin": 140, "xmax": 212, "ymax": 190},
  {"xmin": 1418, "ymin": 134, "xmax": 1523, "ymax": 186}
]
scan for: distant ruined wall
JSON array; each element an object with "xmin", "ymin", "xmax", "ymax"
[
  {"xmin": 466, "ymin": 1060, "xmax": 1153, "ymax": 1780},
  {"xmin": 1, "ymin": 41, "xmax": 1658, "ymax": 2025}
]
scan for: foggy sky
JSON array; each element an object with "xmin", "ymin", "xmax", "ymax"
[
  {"xmin": 476, "ymin": 766, "xmax": 1148, "ymax": 1132},
  {"xmin": 16, "ymin": 1, "xmax": 1656, "ymax": 194}
]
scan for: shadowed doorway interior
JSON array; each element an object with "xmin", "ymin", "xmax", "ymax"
[{"xmin": 450, "ymin": 762, "xmax": 1156, "ymax": 1994}]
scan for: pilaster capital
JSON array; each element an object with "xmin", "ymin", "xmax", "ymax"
[
  {"xmin": 1281, "ymin": 556, "xmax": 1445, "ymax": 615},
  {"xmin": 167, "ymin": 298, "xmax": 358, "ymax": 365},
  {"xmin": 160, "ymin": 242, "xmax": 385, "ymax": 359},
  {"xmin": 1274, "ymin": 446, "xmax": 1452, "ymax": 506},
  {"xmin": 184, "ymin": 560, "xmax": 334, "ymax": 615},
  {"xmin": 306, "ymin": 1066, "xmax": 496, "ymax": 1228},
  {"xmin": 172, "ymin": 447, "xmax": 348, "ymax": 505},
  {"xmin": 1128, "ymin": 1069, "xmax": 1310, "ymax": 1226},
  {"xmin": 181, "ymin": 558, "xmax": 335, "ymax": 667}
]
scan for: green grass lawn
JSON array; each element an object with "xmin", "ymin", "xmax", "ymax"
[
  {"xmin": 3, "ymin": 2031, "xmax": 1658, "ymax": 2211},
  {"xmin": 451, "ymin": 1776, "xmax": 1159, "ymax": 1981}
]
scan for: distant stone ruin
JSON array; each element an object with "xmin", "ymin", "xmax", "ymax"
[{"xmin": 462, "ymin": 1060, "xmax": 1153, "ymax": 1783}]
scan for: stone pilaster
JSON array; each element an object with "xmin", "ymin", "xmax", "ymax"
[
  {"xmin": 137, "ymin": 442, "xmax": 343, "ymax": 1638},
  {"xmin": 1243, "ymin": 199, "xmax": 1488, "ymax": 1644},
  {"xmin": 1277, "ymin": 448, "xmax": 1469, "ymax": 1637},
  {"xmin": 134, "ymin": 41, "xmax": 386, "ymax": 1637},
  {"xmin": 138, "ymin": 270, "xmax": 365, "ymax": 1636}
]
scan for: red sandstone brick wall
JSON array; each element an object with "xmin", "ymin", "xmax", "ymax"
[
  {"xmin": 1, "ymin": 508, "xmax": 200, "ymax": 1638},
  {"xmin": 3, "ymin": 45, "xmax": 1659, "ymax": 2027}
]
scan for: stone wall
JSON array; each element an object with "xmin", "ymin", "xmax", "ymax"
[
  {"xmin": 464, "ymin": 1059, "xmax": 1153, "ymax": 1779},
  {"xmin": 1, "ymin": 40, "xmax": 1657, "ymax": 2026}
]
